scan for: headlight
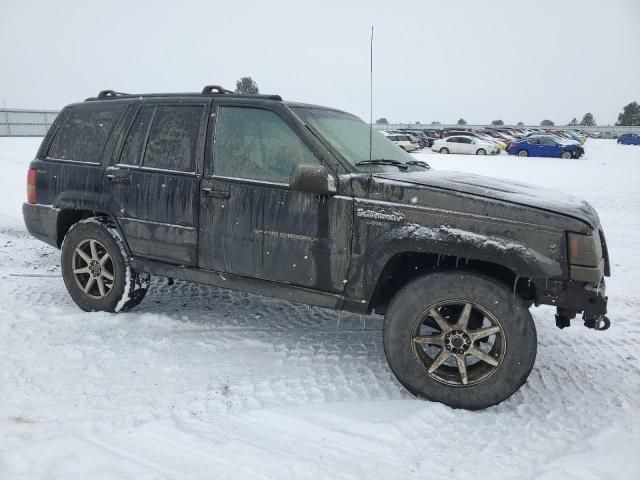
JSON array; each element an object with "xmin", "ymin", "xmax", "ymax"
[{"xmin": 567, "ymin": 232, "xmax": 602, "ymax": 267}]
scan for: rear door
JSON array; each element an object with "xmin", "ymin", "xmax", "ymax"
[
  {"xmin": 458, "ymin": 137, "xmax": 474, "ymax": 154},
  {"xmin": 527, "ymin": 138, "xmax": 543, "ymax": 156},
  {"xmin": 100, "ymin": 101, "xmax": 209, "ymax": 265}
]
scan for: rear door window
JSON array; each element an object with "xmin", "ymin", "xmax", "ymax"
[
  {"xmin": 119, "ymin": 106, "xmax": 155, "ymax": 166},
  {"xmin": 142, "ymin": 105, "xmax": 205, "ymax": 172},
  {"xmin": 48, "ymin": 106, "xmax": 125, "ymax": 162}
]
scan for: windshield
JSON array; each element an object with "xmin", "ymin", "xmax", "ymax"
[{"xmin": 292, "ymin": 107, "xmax": 424, "ymax": 172}]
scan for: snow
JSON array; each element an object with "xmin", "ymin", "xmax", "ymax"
[{"xmin": 1, "ymin": 138, "xmax": 639, "ymax": 479}]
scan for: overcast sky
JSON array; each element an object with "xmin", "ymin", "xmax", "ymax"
[{"xmin": 1, "ymin": 0, "xmax": 638, "ymax": 125}]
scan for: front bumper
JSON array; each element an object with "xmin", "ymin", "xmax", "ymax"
[{"xmin": 542, "ymin": 277, "xmax": 608, "ymax": 322}]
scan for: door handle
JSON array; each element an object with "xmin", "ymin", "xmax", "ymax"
[
  {"xmin": 106, "ymin": 174, "xmax": 130, "ymax": 184},
  {"xmin": 202, "ymin": 188, "xmax": 230, "ymax": 199}
]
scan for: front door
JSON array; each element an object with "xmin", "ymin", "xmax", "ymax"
[
  {"xmin": 527, "ymin": 138, "xmax": 545, "ymax": 157},
  {"xmin": 197, "ymin": 104, "xmax": 351, "ymax": 293},
  {"xmin": 101, "ymin": 102, "xmax": 208, "ymax": 266}
]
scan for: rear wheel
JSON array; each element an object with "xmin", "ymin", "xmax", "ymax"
[
  {"xmin": 476, "ymin": 149, "xmax": 486, "ymax": 155},
  {"xmin": 439, "ymin": 147, "xmax": 449, "ymax": 154},
  {"xmin": 517, "ymin": 150, "xmax": 528, "ymax": 157},
  {"xmin": 61, "ymin": 217, "xmax": 150, "ymax": 312},
  {"xmin": 384, "ymin": 271, "xmax": 537, "ymax": 409}
]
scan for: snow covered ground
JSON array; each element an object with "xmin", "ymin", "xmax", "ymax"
[{"xmin": 1, "ymin": 137, "xmax": 639, "ymax": 480}]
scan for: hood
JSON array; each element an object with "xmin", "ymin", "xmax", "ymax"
[{"xmin": 375, "ymin": 170, "xmax": 599, "ymax": 228}]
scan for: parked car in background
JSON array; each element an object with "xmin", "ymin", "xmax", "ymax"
[
  {"xmin": 455, "ymin": 131, "xmax": 507, "ymax": 151},
  {"xmin": 397, "ymin": 130, "xmax": 431, "ymax": 148},
  {"xmin": 566, "ymin": 131, "xmax": 586, "ymax": 144},
  {"xmin": 617, "ymin": 133, "xmax": 640, "ymax": 145},
  {"xmin": 507, "ymin": 135, "xmax": 584, "ymax": 158},
  {"xmin": 482, "ymin": 130, "xmax": 515, "ymax": 144},
  {"xmin": 432, "ymin": 135, "xmax": 500, "ymax": 155},
  {"xmin": 526, "ymin": 131, "xmax": 576, "ymax": 144},
  {"xmin": 384, "ymin": 133, "xmax": 420, "ymax": 151},
  {"xmin": 590, "ymin": 131, "xmax": 617, "ymax": 139}
]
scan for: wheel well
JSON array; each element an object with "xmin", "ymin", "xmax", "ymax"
[
  {"xmin": 56, "ymin": 209, "xmax": 107, "ymax": 247},
  {"xmin": 369, "ymin": 252, "xmax": 535, "ymax": 314}
]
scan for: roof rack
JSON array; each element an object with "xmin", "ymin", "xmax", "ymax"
[
  {"xmin": 201, "ymin": 85, "xmax": 234, "ymax": 94},
  {"xmin": 86, "ymin": 86, "xmax": 283, "ymax": 102},
  {"xmin": 200, "ymin": 85, "xmax": 283, "ymax": 101},
  {"xmin": 97, "ymin": 90, "xmax": 130, "ymax": 98}
]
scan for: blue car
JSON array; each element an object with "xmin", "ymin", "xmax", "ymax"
[
  {"xmin": 617, "ymin": 133, "xmax": 640, "ymax": 145},
  {"xmin": 507, "ymin": 135, "xmax": 584, "ymax": 159}
]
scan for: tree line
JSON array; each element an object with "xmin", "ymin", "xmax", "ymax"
[{"xmin": 375, "ymin": 101, "xmax": 640, "ymax": 127}]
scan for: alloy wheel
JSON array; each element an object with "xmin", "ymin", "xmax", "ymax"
[
  {"xmin": 411, "ymin": 300, "xmax": 506, "ymax": 386},
  {"xmin": 71, "ymin": 239, "xmax": 115, "ymax": 299}
]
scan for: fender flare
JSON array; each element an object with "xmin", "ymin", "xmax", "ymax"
[{"xmin": 353, "ymin": 223, "xmax": 563, "ymax": 302}]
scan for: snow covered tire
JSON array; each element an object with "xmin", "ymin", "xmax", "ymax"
[
  {"xmin": 61, "ymin": 217, "xmax": 150, "ymax": 313},
  {"xmin": 384, "ymin": 271, "xmax": 537, "ymax": 410}
]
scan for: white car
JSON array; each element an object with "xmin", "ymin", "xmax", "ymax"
[
  {"xmin": 432, "ymin": 135, "xmax": 499, "ymax": 155},
  {"xmin": 383, "ymin": 133, "xmax": 420, "ymax": 152}
]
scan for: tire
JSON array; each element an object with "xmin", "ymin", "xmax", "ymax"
[
  {"xmin": 561, "ymin": 151, "xmax": 572, "ymax": 159},
  {"xmin": 439, "ymin": 147, "xmax": 449, "ymax": 154},
  {"xmin": 476, "ymin": 149, "xmax": 486, "ymax": 155},
  {"xmin": 517, "ymin": 150, "xmax": 528, "ymax": 157},
  {"xmin": 61, "ymin": 217, "xmax": 150, "ymax": 312},
  {"xmin": 384, "ymin": 271, "xmax": 537, "ymax": 410}
]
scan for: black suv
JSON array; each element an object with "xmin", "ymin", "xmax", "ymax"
[{"xmin": 23, "ymin": 86, "xmax": 611, "ymax": 409}]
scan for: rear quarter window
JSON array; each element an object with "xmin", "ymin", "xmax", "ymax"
[{"xmin": 47, "ymin": 105, "xmax": 125, "ymax": 162}]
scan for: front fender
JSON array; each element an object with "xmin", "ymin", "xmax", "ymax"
[{"xmin": 346, "ymin": 213, "xmax": 566, "ymax": 302}]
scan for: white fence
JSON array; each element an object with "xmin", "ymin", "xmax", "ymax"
[
  {"xmin": 0, "ymin": 109, "xmax": 59, "ymax": 136},
  {"xmin": 1, "ymin": 109, "xmax": 639, "ymax": 136}
]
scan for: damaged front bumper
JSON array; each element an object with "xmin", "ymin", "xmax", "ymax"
[{"xmin": 552, "ymin": 279, "xmax": 609, "ymax": 330}]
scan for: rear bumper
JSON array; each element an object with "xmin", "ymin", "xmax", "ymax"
[{"xmin": 23, "ymin": 203, "xmax": 59, "ymax": 248}]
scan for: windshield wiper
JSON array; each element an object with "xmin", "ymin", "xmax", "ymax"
[
  {"xmin": 405, "ymin": 160, "xmax": 431, "ymax": 169},
  {"xmin": 355, "ymin": 159, "xmax": 408, "ymax": 170}
]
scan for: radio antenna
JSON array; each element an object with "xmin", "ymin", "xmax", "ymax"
[{"xmin": 368, "ymin": 25, "xmax": 374, "ymax": 165}]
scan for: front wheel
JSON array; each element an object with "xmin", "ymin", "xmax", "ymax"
[
  {"xmin": 561, "ymin": 151, "xmax": 572, "ymax": 159},
  {"xmin": 384, "ymin": 271, "xmax": 537, "ymax": 410},
  {"xmin": 439, "ymin": 147, "xmax": 449, "ymax": 154},
  {"xmin": 61, "ymin": 217, "xmax": 150, "ymax": 312},
  {"xmin": 476, "ymin": 148, "xmax": 486, "ymax": 155}
]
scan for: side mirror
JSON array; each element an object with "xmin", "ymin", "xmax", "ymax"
[{"xmin": 289, "ymin": 164, "xmax": 336, "ymax": 196}]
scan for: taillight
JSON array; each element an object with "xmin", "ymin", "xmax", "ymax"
[{"xmin": 27, "ymin": 168, "xmax": 37, "ymax": 204}]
